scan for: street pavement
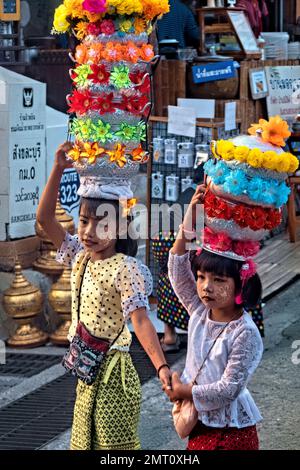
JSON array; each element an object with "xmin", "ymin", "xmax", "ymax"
[{"xmin": 1, "ymin": 280, "xmax": 300, "ymax": 450}]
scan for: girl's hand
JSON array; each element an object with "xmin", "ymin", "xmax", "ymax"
[
  {"xmin": 159, "ymin": 366, "xmax": 172, "ymax": 391},
  {"xmin": 54, "ymin": 142, "xmax": 74, "ymax": 170},
  {"xmin": 183, "ymin": 184, "xmax": 206, "ymax": 230},
  {"xmin": 164, "ymin": 372, "xmax": 193, "ymax": 402}
]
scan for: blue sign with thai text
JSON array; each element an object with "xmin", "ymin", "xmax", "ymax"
[{"xmin": 192, "ymin": 61, "xmax": 235, "ymax": 84}]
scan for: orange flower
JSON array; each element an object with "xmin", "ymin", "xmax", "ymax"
[
  {"xmin": 108, "ymin": 143, "xmax": 127, "ymax": 167},
  {"xmin": 86, "ymin": 43, "xmax": 103, "ymax": 63},
  {"xmin": 75, "ymin": 44, "xmax": 88, "ymax": 64},
  {"xmin": 261, "ymin": 115, "xmax": 291, "ymax": 147},
  {"xmin": 139, "ymin": 44, "xmax": 154, "ymax": 61},
  {"xmin": 126, "ymin": 42, "xmax": 140, "ymax": 63},
  {"xmin": 84, "ymin": 11, "xmax": 103, "ymax": 22},
  {"xmin": 131, "ymin": 144, "xmax": 149, "ymax": 163},
  {"xmin": 120, "ymin": 198, "xmax": 138, "ymax": 216},
  {"xmin": 248, "ymin": 116, "xmax": 291, "ymax": 147},
  {"xmin": 102, "ymin": 43, "xmax": 122, "ymax": 62},
  {"xmin": 134, "ymin": 17, "xmax": 146, "ymax": 35},
  {"xmin": 80, "ymin": 142, "xmax": 106, "ymax": 164},
  {"xmin": 74, "ymin": 21, "xmax": 89, "ymax": 40},
  {"xmin": 248, "ymin": 119, "xmax": 268, "ymax": 137}
]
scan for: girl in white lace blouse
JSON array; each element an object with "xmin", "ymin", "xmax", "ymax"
[{"xmin": 165, "ymin": 185, "xmax": 264, "ymax": 451}]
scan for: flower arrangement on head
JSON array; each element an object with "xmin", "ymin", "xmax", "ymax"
[
  {"xmin": 197, "ymin": 116, "xmax": 299, "ymax": 295},
  {"xmin": 52, "ymin": 0, "xmax": 169, "ymax": 202}
]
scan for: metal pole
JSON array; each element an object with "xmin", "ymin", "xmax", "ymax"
[{"xmin": 279, "ymin": 0, "xmax": 284, "ymax": 32}]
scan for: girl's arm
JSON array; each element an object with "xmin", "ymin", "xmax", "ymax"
[
  {"xmin": 168, "ymin": 184, "xmax": 206, "ymax": 315},
  {"xmin": 165, "ymin": 328, "xmax": 263, "ymax": 403},
  {"xmin": 191, "ymin": 328, "xmax": 263, "ymax": 411},
  {"xmin": 131, "ymin": 308, "xmax": 171, "ymax": 388},
  {"xmin": 36, "ymin": 142, "xmax": 73, "ymax": 249},
  {"xmin": 170, "ymin": 184, "xmax": 205, "ymax": 256}
]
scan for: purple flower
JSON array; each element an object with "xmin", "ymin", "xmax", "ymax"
[{"xmin": 82, "ymin": 0, "xmax": 106, "ymax": 14}]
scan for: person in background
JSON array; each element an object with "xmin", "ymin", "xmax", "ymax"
[{"xmin": 156, "ymin": 0, "xmax": 200, "ymax": 48}]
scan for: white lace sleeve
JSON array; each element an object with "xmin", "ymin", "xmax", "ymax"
[
  {"xmin": 192, "ymin": 328, "xmax": 263, "ymax": 412},
  {"xmin": 115, "ymin": 257, "xmax": 153, "ymax": 319},
  {"xmin": 55, "ymin": 232, "xmax": 84, "ymax": 267},
  {"xmin": 168, "ymin": 251, "xmax": 203, "ymax": 315}
]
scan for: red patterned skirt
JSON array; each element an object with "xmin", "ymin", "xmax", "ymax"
[{"xmin": 187, "ymin": 421, "xmax": 259, "ymax": 451}]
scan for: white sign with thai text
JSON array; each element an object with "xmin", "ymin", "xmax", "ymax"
[{"xmin": 265, "ymin": 66, "xmax": 300, "ymax": 125}]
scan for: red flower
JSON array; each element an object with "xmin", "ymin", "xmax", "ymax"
[
  {"xmin": 119, "ymin": 93, "xmax": 150, "ymax": 115},
  {"xmin": 95, "ymin": 92, "xmax": 116, "ymax": 114},
  {"xmin": 87, "ymin": 21, "xmax": 102, "ymax": 36},
  {"xmin": 129, "ymin": 71, "xmax": 151, "ymax": 94},
  {"xmin": 250, "ymin": 207, "xmax": 266, "ymax": 230},
  {"xmin": 67, "ymin": 89, "xmax": 96, "ymax": 115},
  {"xmin": 234, "ymin": 206, "xmax": 249, "ymax": 228},
  {"xmin": 234, "ymin": 240, "xmax": 260, "ymax": 257},
  {"xmin": 100, "ymin": 19, "xmax": 115, "ymax": 35},
  {"xmin": 88, "ymin": 64, "xmax": 110, "ymax": 85}
]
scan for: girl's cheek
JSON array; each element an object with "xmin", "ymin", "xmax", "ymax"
[{"xmin": 214, "ymin": 284, "xmax": 235, "ymax": 303}]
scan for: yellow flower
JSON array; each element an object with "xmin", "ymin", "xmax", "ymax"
[
  {"xmin": 287, "ymin": 154, "xmax": 300, "ymax": 173},
  {"xmin": 119, "ymin": 19, "xmax": 132, "ymax": 33},
  {"xmin": 234, "ymin": 146, "xmax": 249, "ymax": 163},
  {"xmin": 216, "ymin": 140, "xmax": 234, "ymax": 160},
  {"xmin": 108, "ymin": 0, "xmax": 143, "ymax": 16},
  {"xmin": 74, "ymin": 21, "xmax": 88, "ymax": 40},
  {"xmin": 262, "ymin": 151, "xmax": 278, "ymax": 171},
  {"xmin": 275, "ymin": 153, "xmax": 292, "ymax": 173},
  {"xmin": 53, "ymin": 4, "xmax": 69, "ymax": 32},
  {"xmin": 108, "ymin": 143, "xmax": 127, "ymax": 167},
  {"xmin": 64, "ymin": 0, "xmax": 84, "ymax": 18},
  {"xmin": 141, "ymin": 0, "xmax": 170, "ymax": 20},
  {"xmin": 68, "ymin": 143, "xmax": 82, "ymax": 162},
  {"xmin": 146, "ymin": 22, "xmax": 153, "ymax": 35},
  {"xmin": 247, "ymin": 148, "xmax": 264, "ymax": 168},
  {"xmin": 80, "ymin": 142, "xmax": 106, "ymax": 164}
]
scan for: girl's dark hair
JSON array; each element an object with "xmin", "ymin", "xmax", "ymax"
[
  {"xmin": 79, "ymin": 197, "xmax": 138, "ymax": 257},
  {"xmin": 190, "ymin": 249, "xmax": 262, "ymax": 309}
]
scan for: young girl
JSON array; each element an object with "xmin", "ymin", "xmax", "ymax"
[
  {"xmin": 165, "ymin": 185, "xmax": 264, "ymax": 451},
  {"xmin": 36, "ymin": 142, "xmax": 171, "ymax": 450}
]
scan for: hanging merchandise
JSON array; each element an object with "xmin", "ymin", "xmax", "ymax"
[
  {"xmin": 181, "ymin": 175, "xmax": 194, "ymax": 193},
  {"xmin": 165, "ymin": 174, "xmax": 179, "ymax": 202},
  {"xmin": 164, "ymin": 138, "xmax": 177, "ymax": 165},
  {"xmin": 153, "ymin": 137, "xmax": 165, "ymax": 162},
  {"xmin": 177, "ymin": 142, "xmax": 194, "ymax": 169},
  {"xmin": 151, "ymin": 172, "xmax": 164, "ymax": 199}
]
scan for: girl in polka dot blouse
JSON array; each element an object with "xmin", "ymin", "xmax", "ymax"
[{"xmin": 36, "ymin": 143, "xmax": 171, "ymax": 450}]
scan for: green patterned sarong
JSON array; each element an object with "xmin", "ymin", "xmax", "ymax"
[{"xmin": 70, "ymin": 351, "xmax": 142, "ymax": 450}]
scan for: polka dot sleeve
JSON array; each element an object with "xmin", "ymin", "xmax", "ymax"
[
  {"xmin": 55, "ymin": 231, "xmax": 84, "ymax": 267},
  {"xmin": 115, "ymin": 257, "xmax": 153, "ymax": 319}
]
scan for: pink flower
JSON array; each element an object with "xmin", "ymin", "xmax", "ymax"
[
  {"xmin": 100, "ymin": 19, "xmax": 115, "ymax": 35},
  {"xmin": 240, "ymin": 259, "xmax": 257, "ymax": 282},
  {"xmin": 82, "ymin": 0, "xmax": 106, "ymax": 14},
  {"xmin": 204, "ymin": 228, "xmax": 232, "ymax": 252}
]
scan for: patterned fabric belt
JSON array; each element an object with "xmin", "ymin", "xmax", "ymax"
[{"xmin": 103, "ymin": 351, "xmax": 128, "ymax": 396}]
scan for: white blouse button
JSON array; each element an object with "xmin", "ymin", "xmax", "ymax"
[{"xmin": 100, "ymin": 307, "xmax": 106, "ymax": 313}]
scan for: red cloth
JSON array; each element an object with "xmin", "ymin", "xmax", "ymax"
[
  {"xmin": 235, "ymin": 0, "xmax": 269, "ymax": 37},
  {"xmin": 187, "ymin": 422, "xmax": 259, "ymax": 451}
]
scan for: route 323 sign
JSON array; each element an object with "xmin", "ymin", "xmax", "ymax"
[{"xmin": 59, "ymin": 169, "xmax": 80, "ymax": 213}]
